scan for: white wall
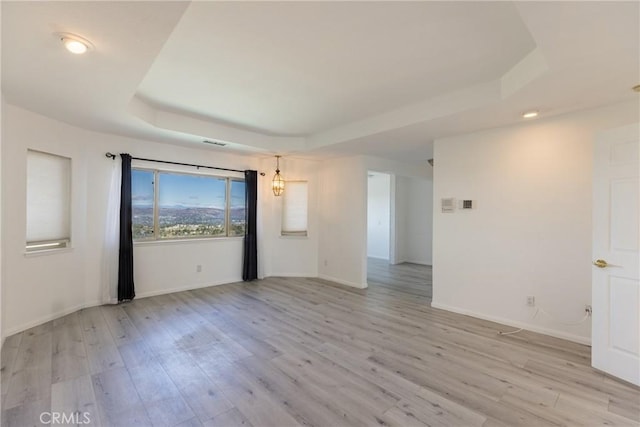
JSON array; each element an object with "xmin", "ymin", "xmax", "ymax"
[
  {"xmin": 432, "ymin": 100, "xmax": 639, "ymax": 344},
  {"xmin": 402, "ymin": 176, "xmax": 433, "ymax": 265},
  {"xmin": 367, "ymin": 172, "xmax": 390, "ymax": 260},
  {"xmin": 3, "ymin": 105, "xmax": 94, "ymax": 338},
  {"xmin": 317, "ymin": 156, "xmax": 368, "ymax": 288},
  {"xmin": 318, "ymin": 155, "xmax": 431, "ymax": 288},
  {"xmin": 260, "ymin": 156, "xmax": 319, "ymax": 278},
  {"xmin": 0, "ymin": 97, "xmax": 4, "ymax": 345},
  {"xmin": 391, "ymin": 175, "xmax": 409, "ymax": 264},
  {"xmin": 392, "ymin": 175, "xmax": 433, "ymax": 265},
  {"xmin": 1, "ymin": 104, "xmax": 321, "ymax": 337},
  {"xmin": 1, "ymin": 104, "xmax": 254, "ymax": 336}
]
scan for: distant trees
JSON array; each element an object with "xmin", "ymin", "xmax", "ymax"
[{"xmin": 133, "ymin": 220, "xmax": 246, "ymax": 240}]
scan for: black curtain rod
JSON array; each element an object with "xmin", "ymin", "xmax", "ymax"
[{"xmin": 105, "ymin": 152, "xmax": 245, "ymax": 174}]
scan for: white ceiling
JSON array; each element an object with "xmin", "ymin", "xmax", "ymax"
[
  {"xmin": 137, "ymin": 2, "xmax": 535, "ymax": 136},
  {"xmin": 2, "ymin": 1, "xmax": 639, "ymax": 163}
]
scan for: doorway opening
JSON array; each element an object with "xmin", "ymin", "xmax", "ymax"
[
  {"xmin": 366, "ymin": 171, "xmax": 433, "ymax": 299},
  {"xmin": 367, "ymin": 172, "xmax": 391, "ymax": 261}
]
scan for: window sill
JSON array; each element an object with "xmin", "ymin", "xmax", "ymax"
[
  {"xmin": 280, "ymin": 234, "xmax": 309, "ymax": 240},
  {"xmin": 134, "ymin": 236, "xmax": 243, "ymax": 247},
  {"xmin": 24, "ymin": 247, "xmax": 73, "ymax": 257}
]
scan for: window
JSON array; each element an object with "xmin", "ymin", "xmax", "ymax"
[
  {"xmin": 158, "ymin": 172, "xmax": 227, "ymax": 238},
  {"xmin": 282, "ymin": 181, "xmax": 308, "ymax": 236},
  {"xmin": 26, "ymin": 150, "xmax": 71, "ymax": 251},
  {"xmin": 131, "ymin": 169, "xmax": 154, "ymax": 239},
  {"xmin": 131, "ymin": 168, "xmax": 245, "ymax": 241},
  {"xmin": 229, "ymin": 179, "xmax": 246, "ymax": 236}
]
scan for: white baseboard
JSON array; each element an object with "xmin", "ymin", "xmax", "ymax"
[
  {"xmin": 265, "ymin": 272, "xmax": 318, "ymax": 278},
  {"xmin": 403, "ymin": 259, "xmax": 432, "ymax": 266},
  {"xmin": 3, "ymin": 279, "xmax": 244, "ymax": 338},
  {"xmin": 3, "ymin": 299, "xmax": 102, "ymax": 338},
  {"xmin": 136, "ymin": 277, "xmax": 243, "ymax": 299},
  {"xmin": 318, "ymin": 274, "xmax": 367, "ymax": 289},
  {"xmin": 430, "ymin": 301, "xmax": 591, "ymax": 346},
  {"xmin": 367, "ymin": 255, "xmax": 390, "ymax": 261}
]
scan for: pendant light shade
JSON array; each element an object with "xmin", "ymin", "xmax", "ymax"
[{"xmin": 272, "ymin": 155, "xmax": 284, "ymax": 196}]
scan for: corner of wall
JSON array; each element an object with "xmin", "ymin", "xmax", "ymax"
[
  {"xmin": 1, "ymin": 104, "xmax": 265, "ymax": 337},
  {"xmin": 432, "ymin": 100, "xmax": 639, "ymax": 345},
  {"xmin": 430, "ymin": 300, "xmax": 591, "ymax": 345},
  {"xmin": 319, "ymin": 274, "xmax": 368, "ymax": 289},
  {"xmin": 317, "ymin": 155, "xmax": 368, "ymax": 287},
  {"xmin": 1, "ymin": 96, "xmax": 5, "ymax": 348}
]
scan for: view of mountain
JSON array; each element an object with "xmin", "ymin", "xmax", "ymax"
[{"xmin": 132, "ymin": 206, "xmax": 246, "ymax": 239}]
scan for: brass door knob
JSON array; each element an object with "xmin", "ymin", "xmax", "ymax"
[{"xmin": 593, "ymin": 259, "xmax": 608, "ymax": 268}]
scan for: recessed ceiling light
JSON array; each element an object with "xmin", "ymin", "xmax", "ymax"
[
  {"xmin": 522, "ymin": 110, "xmax": 539, "ymax": 119},
  {"xmin": 57, "ymin": 33, "xmax": 93, "ymax": 54},
  {"xmin": 633, "ymin": 85, "xmax": 640, "ymax": 93}
]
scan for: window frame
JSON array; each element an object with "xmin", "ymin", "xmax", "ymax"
[
  {"xmin": 25, "ymin": 149, "xmax": 72, "ymax": 253},
  {"xmin": 281, "ymin": 180, "xmax": 309, "ymax": 237},
  {"xmin": 130, "ymin": 167, "xmax": 156, "ymax": 242},
  {"xmin": 25, "ymin": 239, "xmax": 70, "ymax": 253},
  {"xmin": 227, "ymin": 178, "xmax": 247, "ymax": 238},
  {"xmin": 132, "ymin": 167, "xmax": 245, "ymax": 242}
]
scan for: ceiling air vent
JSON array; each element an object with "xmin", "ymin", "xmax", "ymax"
[{"xmin": 203, "ymin": 140, "xmax": 227, "ymax": 147}]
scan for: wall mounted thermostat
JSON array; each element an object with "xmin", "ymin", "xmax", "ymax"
[
  {"xmin": 459, "ymin": 199, "xmax": 474, "ymax": 209},
  {"xmin": 441, "ymin": 198, "xmax": 455, "ymax": 213}
]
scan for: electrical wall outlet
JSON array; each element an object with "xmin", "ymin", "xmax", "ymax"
[
  {"xmin": 526, "ymin": 296, "xmax": 535, "ymax": 307},
  {"xmin": 196, "ymin": 265, "xmax": 202, "ymax": 273},
  {"xmin": 585, "ymin": 305, "xmax": 593, "ymax": 316}
]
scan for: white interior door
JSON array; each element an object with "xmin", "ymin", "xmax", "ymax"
[{"xmin": 592, "ymin": 123, "xmax": 640, "ymax": 386}]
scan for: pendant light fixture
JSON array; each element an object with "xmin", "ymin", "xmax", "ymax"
[{"xmin": 272, "ymin": 155, "xmax": 284, "ymax": 196}]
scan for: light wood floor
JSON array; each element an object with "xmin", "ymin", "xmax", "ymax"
[
  {"xmin": 2, "ymin": 272, "xmax": 639, "ymax": 426},
  {"xmin": 367, "ymin": 258, "xmax": 432, "ymax": 299}
]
